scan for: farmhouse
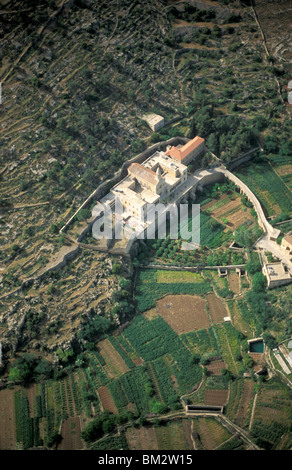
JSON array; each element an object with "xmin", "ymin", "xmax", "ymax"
[
  {"xmin": 281, "ymin": 235, "xmax": 292, "ymax": 253},
  {"xmin": 141, "ymin": 113, "xmax": 165, "ymax": 131},
  {"xmin": 263, "ymin": 262, "xmax": 292, "ymax": 289}
]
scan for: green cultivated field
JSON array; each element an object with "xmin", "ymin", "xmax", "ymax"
[
  {"xmin": 134, "ymin": 269, "xmax": 211, "ymax": 312},
  {"xmin": 234, "ymin": 160, "xmax": 292, "ymax": 217}
]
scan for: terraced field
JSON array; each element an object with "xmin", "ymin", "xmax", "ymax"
[
  {"xmin": 193, "ymin": 417, "xmax": 232, "ymax": 450},
  {"xmin": 156, "ymin": 294, "xmax": 210, "ymax": 334},
  {"xmin": 206, "ymin": 293, "xmax": 228, "ymax": 323}
]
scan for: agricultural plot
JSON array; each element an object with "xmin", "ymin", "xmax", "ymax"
[
  {"xmin": 197, "ymin": 212, "xmax": 232, "ymax": 249},
  {"xmin": 252, "ymin": 379, "xmax": 292, "ymax": 428},
  {"xmin": 156, "ymin": 271, "xmax": 204, "ymax": 284},
  {"xmin": 91, "ymin": 432, "xmax": 129, "ymax": 451},
  {"xmin": 234, "ymin": 161, "xmax": 292, "ymax": 217},
  {"xmin": 204, "ymin": 195, "xmax": 255, "ymax": 231},
  {"xmin": 126, "ymin": 426, "xmax": 159, "ymax": 450},
  {"xmin": 268, "ymin": 156, "xmax": 292, "ymax": 194},
  {"xmin": 227, "ymin": 271, "xmax": 240, "ymax": 295},
  {"xmin": 213, "ymin": 324, "xmax": 242, "ymax": 374},
  {"xmin": 204, "ymin": 270, "xmax": 227, "ymax": 291},
  {"xmin": 217, "ymin": 436, "xmax": 246, "ymax": 450},
  {"xmin": 122, "ymin": 315, "xmax": 203, "ymax": 395},
  {"xmin": 0, "ymin": 388, "xmax": 17, "ymax": 450},
  {"xmin": 97, "ymin": 386, "xmax": 118, "ymax": 415},
  {"xmin": 154, "ymin": 421, "xmax": 194, "ymax": 450},
  {"xmin": 109, "ymin": 366, "xmax": 154, "ymax": 415},
  {"xmin": 156, "ymin": 294, "xmax": 210, "ymax": 334},
  {"xmin": 204, "ymin": 389, "xmax": 229, "ymax": 406},
  {"xmin": 14, "ymin": 390, "xmax": 41, "ymax": 450},
  {"xmin": 58, "ymin": 417, "xmax": 83, "ymax": 450},
  {"xmin": 135, "ymin": 270, "xmax": 211, "ymax": 313},
  {"xmin": 225, "ymin": 378, "xmax": 254, "ymax": 430},
  {"xmin": 26, "ymin": 384, "xmax": 38, "ymax": 418},
  {"xmin": 98, "ymin": 339, "xmax": 130, "ymax": 378},
  {"xmin": 150, "ymin": 357, "xmax": 180, "ymax": 403},
  {"xmin": 182, "ymin": 327, "xmax": 220, "ymax": 357},
  {"xmin": 206, "ymin": 293, "xmax": 228, "ymax": 323},
  {"xmin": 249, "ymin": 353, "xmax": 265, "ymax": 373},
  {"xmin": 228, "ymin": 301, "xmax": 253, "ymax": 337},
  {"xmin": 193, "ymin": 417, "xmax": 232, "ymax": 450},
  {"xmin": 206, "ymin": 360, "xmax": 226, "ymax": 376}
]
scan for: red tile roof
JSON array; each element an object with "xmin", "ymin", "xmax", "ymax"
[{"xmin": 165, "ymin": 136, "xmax": 205, "ymax": 162}]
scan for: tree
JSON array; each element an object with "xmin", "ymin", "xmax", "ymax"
[
  {"xmin": 262, "ymin": 333, "xmax": 277, "ymax": 350},
  {"xmin": 246, "ymin": 257, "xmax": 261, "ymax": 275},
  {"xmin": 112, "ymin": 263, "xmax": 122, "ymax": 274},
  {"xmin": 78, "ymin": 315, "xmax": 111, "ymax": 343},
  {"xmin": 192, "ymin": 353, "xmax": 201, "ymax": 365},
  {"xmin": 8, "ymin": 367, "xmax": 26, "ymax": 383},
  {"xmin": 243, "ymin": 354, "xmax": 254, "ymax": 369},
  {"xmin": 252, "ymin": 272, "xmax": 267, "ymax": 292},
  {"xmin": 75, "ymin": 208, "xmax": 91, "ymax": 222},
  {"xmin": 150, "ymin": 132, "xmax": 161, "ymax": 143},
  {"xmin": 151, "ymin": 401, "xmax": 168, "ymax": 414},
  {"xmin": 221, "ymin": 369, "xmax": 235, "ymax": 381}
]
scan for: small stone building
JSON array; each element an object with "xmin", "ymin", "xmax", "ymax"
[{"xmin": 281, "ymin": 235, "xmax": 292, "ymax": 253}]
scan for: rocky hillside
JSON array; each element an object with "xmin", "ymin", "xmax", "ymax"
[{"xmin": 253, "ymin": 0, "xmax": 292, "ymax": 74}]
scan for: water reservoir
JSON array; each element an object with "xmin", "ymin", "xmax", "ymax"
[{"xmin": 249, "ymin": 339, "xmax": 264, "ymax": 353}]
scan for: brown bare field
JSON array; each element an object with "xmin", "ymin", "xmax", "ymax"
[
  {"xmin": 203, "ymin": 195, "xmax": 254, "ymax": 231},
  {"xmin": 98, "ymin": 339, "xmax": 129, "ymax": 378},
  {"xmin": 204, "ymin": 389, "xmax": 229, "ymax": 406},
  {"xmin": 126, "ymin": 426, "xmax": 158, "ymax": 450},
  {"xmin": 0, "ymin": 388, "xmax": 17, "ymax": 450},
  {"xmin": 206, "ymin": 360, "xmax": 226, "ymax": 376},
  {"xmin": 194, "ymin": 418, "xmax": 231, "ymax": 450},
  {"xmin": 156, "ymin": 295, "xmax": 210, "ymax": 334},
  {"xmin": 211, "ymin": 198, "xmax": 241, "ymax": 218},
  {"xmin": 275, "ymin": 165, "xmax": 292, "ymax": 176},
  {"xmin": 234, "ymin": 380, "xmax": 254, "ymax": 428},
  {"xmin": 182, "ymin": 420, "xmax": 194, "ymax": 450},
  {"xmin": 58, "ymin": 417, "xmax": 83, "ymax": 450},
  {"xmin": 155, "ymin": 421, "xmax": 194, "ymax": 450},
  {"xmin": 227, "ymin": 272, "xmax": 240, "ymax": 294},
  {"xmin": 98, "ymin": 386, "xmax": 118, "ymax": 415},
  {"xmin": 226, "ymin": 208, "xmax": 255, "ymax": 231},
  {"xmin": 206, "ymin": 293, "xmax": 228, "ymax": 323}
]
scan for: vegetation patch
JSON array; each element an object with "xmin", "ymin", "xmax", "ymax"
[{"xmin": 135, "ymin": 269, "xmax": 211, "ymax": 312}]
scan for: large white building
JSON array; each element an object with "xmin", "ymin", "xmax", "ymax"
[
  {"xmin": 110, "ymin": 136, "xmax": 204, "ymax": 222},
  {"xmin": 92, "ymin": 135, "xmax": 206, "ymax": 248}
]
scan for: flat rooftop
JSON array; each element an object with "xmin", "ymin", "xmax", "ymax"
[
  {"xmin": 141, "ymin": 113, "xmax": 164, "ymax": 126},
  {"xmin": 143, "ymin": 151, "xmax": 186, "ymax": 173},
  {"xmin": 264, "ymin": 262, "xmax": 292, "ymax": 280},
  {"xmin": 112, "ymin": 175, "xmax": 160, "ymax": 206}
]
